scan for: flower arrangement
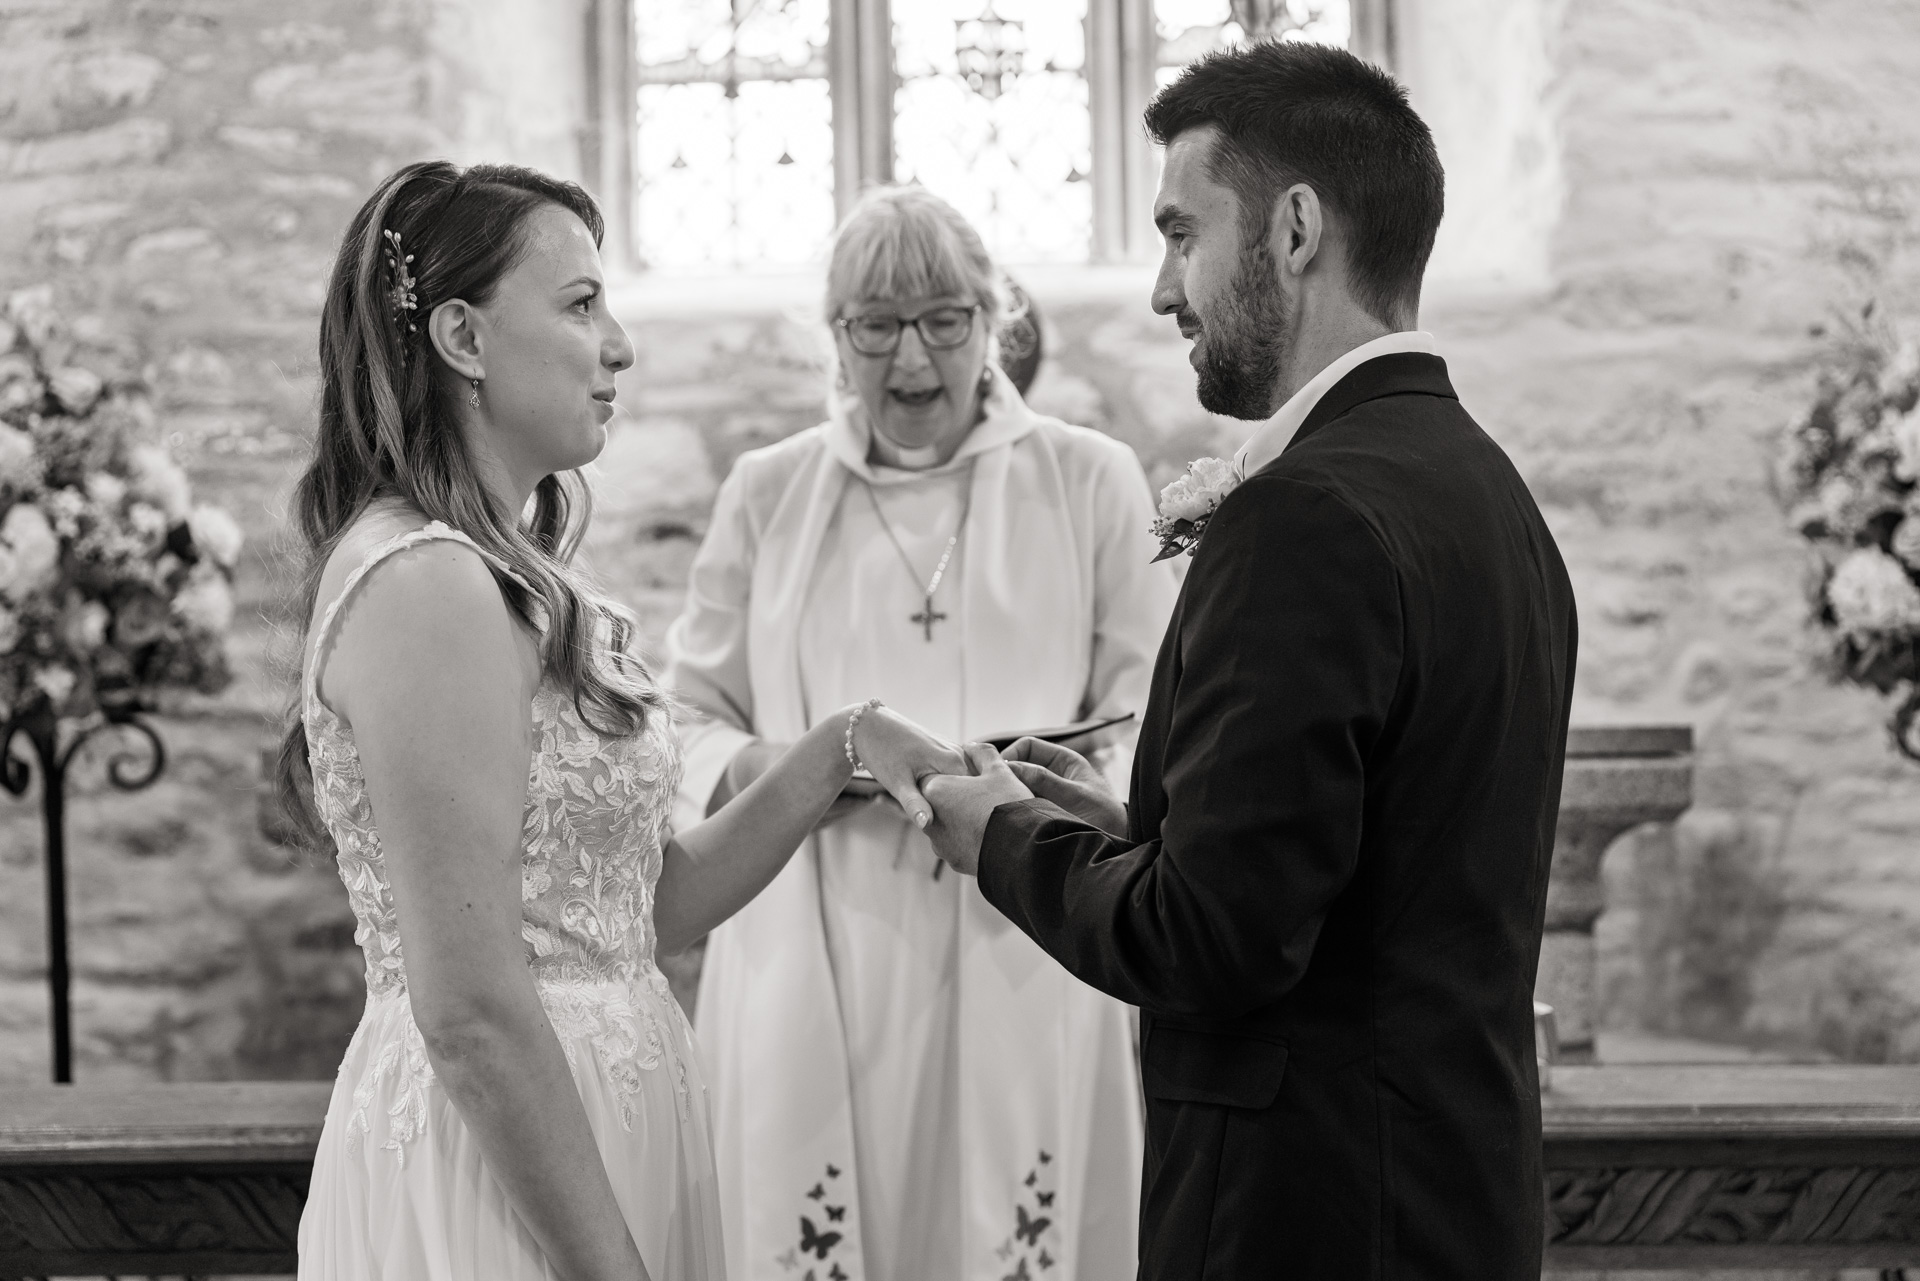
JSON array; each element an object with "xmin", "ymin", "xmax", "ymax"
[
  {"xmin": 0, "ymin": 285, "xmax": 239, "ymax": 725},
  {"xmin": 1777, "ymin": 302, "xmax": 1920, "ymax": 758},
  {"xmin": 1151, "ymin": 456, "xmax": 1241, "ymax": 562}
]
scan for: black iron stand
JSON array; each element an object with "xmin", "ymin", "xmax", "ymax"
[
  {"xmin": 1895, "ymin": 687, "xmax": 1920, "ymax": 764},
  {"xmin": 0, "ymin": 704, "xmax": 165, "ymax": 1083}
]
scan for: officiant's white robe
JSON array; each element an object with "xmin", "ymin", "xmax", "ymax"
[{"xmin": 663, "ymin": 368, "xmax": 1179, "ymax": 1281}]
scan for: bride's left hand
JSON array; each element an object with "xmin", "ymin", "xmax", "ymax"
[{"xmin": 850, "ymin": 704, "xmax": 970, "ymax": 831}]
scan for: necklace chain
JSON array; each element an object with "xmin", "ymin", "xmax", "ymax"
[{"xmin": 863, "ymin": 463, "xmax": 975, "ymax": 639}]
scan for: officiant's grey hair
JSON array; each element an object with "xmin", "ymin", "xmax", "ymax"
[
  {"xmin": 823, "ymin": 186, "xmax": 1019, "ymax": 343},
  {"xmin": 1144, "ymin": 42, "xmax": 1445, "ymax": 327}
]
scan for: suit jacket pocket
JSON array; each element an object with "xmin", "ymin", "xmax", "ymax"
[{"xmin": 1143, "ymin": 1025, "xmax": 1289, "ymax": 1109}]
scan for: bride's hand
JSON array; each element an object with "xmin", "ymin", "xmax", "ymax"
[{"xmin": 849, "ymin": 704, "xmax": 969, "ymax": 831}]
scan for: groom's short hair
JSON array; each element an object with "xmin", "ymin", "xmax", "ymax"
[{"xmin": 1144, "ymin": 41, "xmax": 1444, "ymax": 326}]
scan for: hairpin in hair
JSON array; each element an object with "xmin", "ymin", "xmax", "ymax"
[{"xmin": 382, "ymin": 228, "xmax": 419, "ymax": 333}]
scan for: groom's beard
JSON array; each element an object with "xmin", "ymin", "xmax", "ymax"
[{"xmin": 1191, "ymin": 239, "xmax": 1290, "ymax": 421}]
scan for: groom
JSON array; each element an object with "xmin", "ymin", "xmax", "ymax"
[{"xmin": 923, "ymin": 41, "xmax": 1576, "ymax": 1281}]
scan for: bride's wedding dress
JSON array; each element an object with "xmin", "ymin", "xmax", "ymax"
[{"xmin": 296, "ymin": 522, "xmax": 725, "ymax": 1281}]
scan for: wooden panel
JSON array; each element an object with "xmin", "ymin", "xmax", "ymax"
[
  {"xmin": 0, "ymin": 1165, "xmax": 307, "ymax": 1276},
  {"xmin": 5, "ymin": 1063, "xmax": 1920, "ymax": 1273}
]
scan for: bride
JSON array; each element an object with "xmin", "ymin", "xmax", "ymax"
[{"xmin": 277, "ymin": 160, "xmax": 963, "ymax": 1281}]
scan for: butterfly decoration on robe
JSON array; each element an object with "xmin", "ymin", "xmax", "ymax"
[
  {"xmin": 799, "ymin": 1215, "xmax": 842, "ymax": 1259},
  {"xmin": 775, "ymin": 1248, "xmax": 799, "ymax": 1270},
  {"xmin": 1036, "ymin": 1190, "xmax": 1054, "ymax": 1207},
  {"xmin": 829, "ymin": 1266, "xmax": 849, "ymax": 1281},
  {"xmin": 1037, "ymin": 1248, "xmax": 1056, "ymax": 1271},
  {"xmin": 1014, "ymin": 1204, "xmax": 1051, "ymax": 1247},
  {"xmin": 1001, "ymin": 1259, "xmax": 1032, "ymax": 1281},
  {"xmin": 806, "ymin": 1182, "xmax": 826, "ymax": 1200},
  {"xmin": 826, "ymin": 1204, "xmax": 847, "ymax": 1222},
  {"xmin": 826, "ymin": 1163, "xmax": 841, "ymax": 1178}
]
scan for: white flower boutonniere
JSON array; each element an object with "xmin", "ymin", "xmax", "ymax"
[{"xmin": 1150, "ymin": 457, "xmax": 1240, "ymax": 562}]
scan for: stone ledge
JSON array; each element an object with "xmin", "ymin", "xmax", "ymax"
[{"xmin": 0, "ymin": 1082, "xmax": 331, "ymax": 1166}]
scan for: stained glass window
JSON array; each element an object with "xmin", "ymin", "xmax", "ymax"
[
  {"xmin": 635, "ymin": 0, "xmax": 837, "ymax": 271},
  {"xmin": 626, "ymin": 1, "xmax": 1354, "ymax": 273},
  {"xmin": 1155, "ymin": 0, "xmax": 1350, "ymax": 86},
  {"xmin": 891, "ymin": 0, "xmax": 1094, "ymax": 264}
]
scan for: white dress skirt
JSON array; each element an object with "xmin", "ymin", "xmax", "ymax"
[{"xmin": 295, "ymin": 523, "xmax": 725, "ymax": 1281}]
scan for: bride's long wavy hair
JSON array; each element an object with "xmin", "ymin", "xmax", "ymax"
[{"xmin": 274, "ymin": 160, "xmax": 662, "ymax": 847}]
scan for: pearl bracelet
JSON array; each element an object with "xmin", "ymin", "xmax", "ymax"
[{"xmin": 845, "ymin": 698, "xmax": 882, "ymax": 770}]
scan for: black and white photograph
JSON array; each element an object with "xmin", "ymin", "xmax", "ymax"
[{"xmin": 1, "ymin": 1, "xmax": 1918, "ymax": 1279}]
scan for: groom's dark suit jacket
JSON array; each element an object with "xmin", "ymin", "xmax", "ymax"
[{"xmin": 979, "ymin": 353, "xmax": 1576, "ymax": 1280}]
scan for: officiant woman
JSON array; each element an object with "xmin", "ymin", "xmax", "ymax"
[{"xmin": 663, "ymin": 185, "xmax": 1178, "ymax": 1281}]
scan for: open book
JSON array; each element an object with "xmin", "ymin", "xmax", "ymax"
[{"xmin": 844, "ymin": 713, "xmax": 1135, "ymax": 796}]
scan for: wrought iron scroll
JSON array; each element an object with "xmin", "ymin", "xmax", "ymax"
[
  {"xmin": 1892, "ymin": 685, "xmax": 1920, "ymax": 763},
  {"xmin": 1, "ymin": 704, "xmax": 167, "ymax": 1083}
]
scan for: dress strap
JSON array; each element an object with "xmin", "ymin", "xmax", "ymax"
[{"xmin": 302, "ymin": 520, "xmax": 531, "ymax": 719}]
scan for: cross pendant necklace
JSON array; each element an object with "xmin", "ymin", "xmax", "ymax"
[
  {"xmin": 910, "ymin": 593, "xmax": 947, "ymax": 642},
  {"xmin": 865, "ymin": 464, "xmax": 974, "ymax": 642}
]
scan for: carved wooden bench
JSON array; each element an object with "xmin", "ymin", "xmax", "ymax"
[{"xmin": 2, "ymin": 1067, "xmax": 1917, "ymax": 1275}]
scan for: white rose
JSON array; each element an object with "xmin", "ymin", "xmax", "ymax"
[
  {"xmin": 84, "ymin": 470, "xmax": 127, "ymax": 509},
  {"xmin": 126, "ymin": 444, "xmax": 191, "ymax": 520},
  {"xmin": 0, "ymin": 353, "xmax": 39, "ymax": 416},
  {"xmin": 172, "ymin": 564, "xmax": 234, "ymax": 633},
  {"xmin": 0, "ymin": 502, "xmax": 60, "ymax": 600},
  {"xmin": 0, "ymin": 604, "xmax": 19, "ymax": 653},
  {"xmin": 1158, "ymin": 474, "xmax": 1211, "ymax": 523},
  {"xmin": 0, "ymin": 423, "xmax": 37, "ymax": 489},
  {"xmin": 41, "ymin": 486, "xmax": 85, "ymax": 537},
  {"xmin": 33, "ymin": 664, "xmax": 76, "ymax": 706},
  {"xmin": 61, "ymin": 599, "xmax": 109, "ymax": 654},
  {"xmin": 1187, "ymin": 456, "xmax": 1238, "ymax": 496},
  {"xmin": 1827, "ymin": 546, "xmax": 1920, "ymax": 636},
  {"xmin": 187, "ymin": 503, "xmax": 243, "ymax": 568},
  {"xmin": 5, "ymin": 285, "xmax": 58, "ymax": 350},
  {"xmin": 48, "ymin": 366, "xmax": 102, "ymax": 416}
]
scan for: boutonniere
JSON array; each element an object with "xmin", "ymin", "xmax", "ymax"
[{"xmin": 1150, "ymin": 457, "xmax": 1240, "ymax": 562}]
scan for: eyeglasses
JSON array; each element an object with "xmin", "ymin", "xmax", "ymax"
[{"xmin": 834, "ymin": 304, "xmax": 982, "ymax": 357}]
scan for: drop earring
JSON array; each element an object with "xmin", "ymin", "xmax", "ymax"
[{"xmin": 468, "ymin": 378, "xmax": 480, "ymax": 410}]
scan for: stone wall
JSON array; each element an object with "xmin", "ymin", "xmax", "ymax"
[
  {"xmin": 2, "ymin": 0, "xmax": 1919, "ymax": 1088},
  {"xmin": 0, "ymin": 0, "xmax": 592, "ymax": 1083},
  {"xmin": 1500, "ymin": 0, "xmax": 1920, "ymax": 1060}
]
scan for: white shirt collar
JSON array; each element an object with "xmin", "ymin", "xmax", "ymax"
[{"xmin": 1233, "ymin": 330, "xmax": 1438, "ymax": 480}]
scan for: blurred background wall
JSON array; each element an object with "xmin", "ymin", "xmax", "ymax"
[{"xmin": 0, "ymin": 0, "xmax": 1917, "ymax": 1084}]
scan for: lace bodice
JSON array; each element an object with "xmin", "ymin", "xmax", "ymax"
[{"xmin": 302, "ymin": 522, "xmax": 682, "ymax": 1000}]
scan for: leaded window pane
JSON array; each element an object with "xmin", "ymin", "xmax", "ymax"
[
  {"xmin": 636, "ymin": 0, "xmax": 837, "ymax": 270},
  {"xmin": 891, "ymin": 0, "xmax": 1094, "ymax": 265},
  {"xmin": 1155, "ymin": 0, "xmax": 1351, "ymax": 87}
]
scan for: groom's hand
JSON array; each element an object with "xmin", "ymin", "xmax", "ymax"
[
  {"xmin": 922, "ymin": 743, "xmax": 1031, "ymax": 876},
  {"xmin": 1002, "ymin": 737, "xmax": 1129, "ymax": 839}
]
